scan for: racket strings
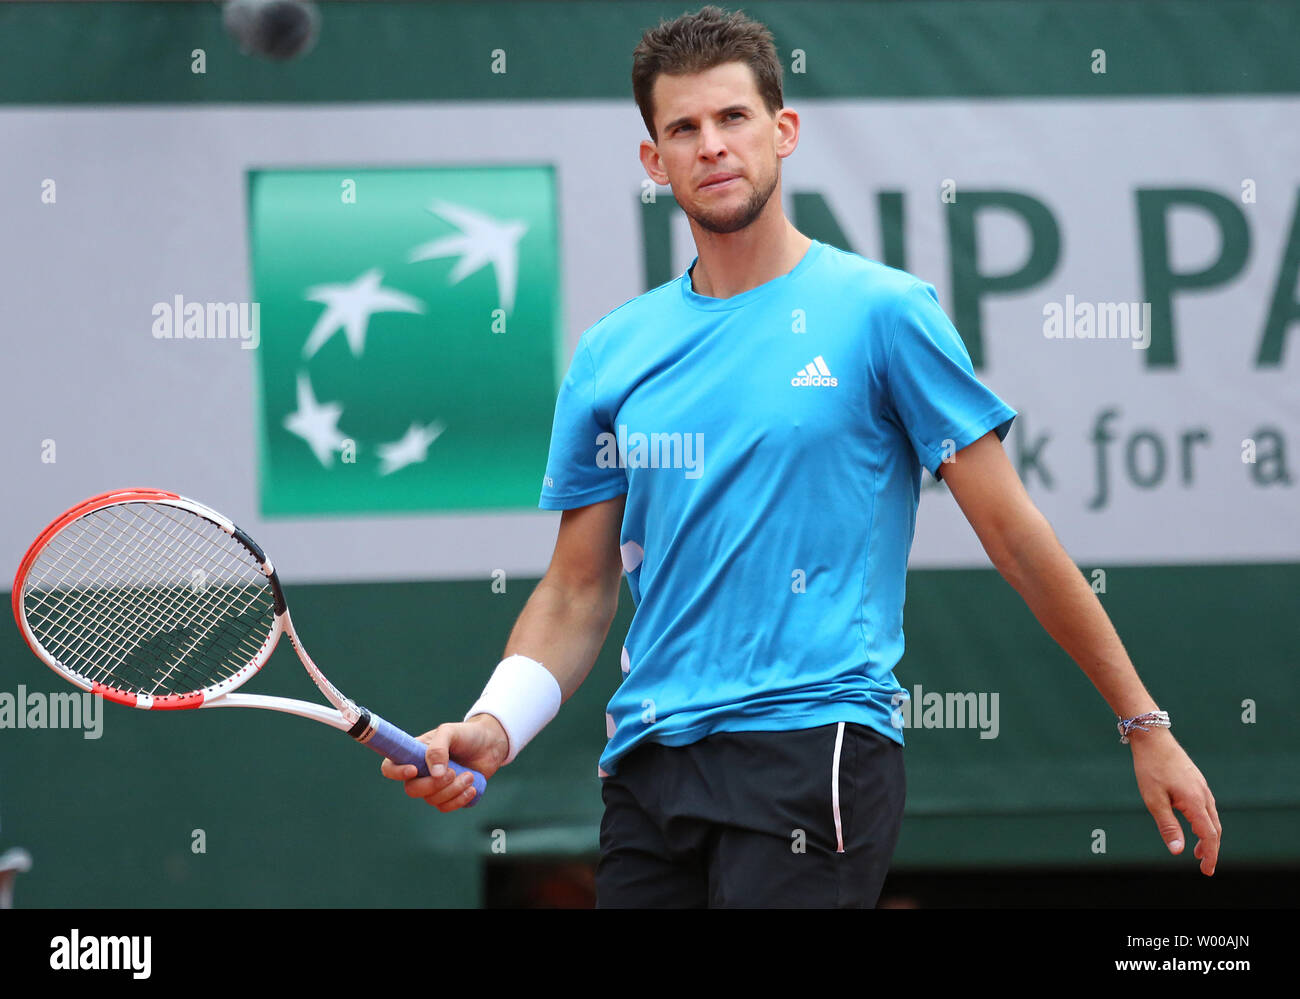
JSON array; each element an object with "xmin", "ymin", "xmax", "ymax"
[
  {"xmin": 22, "ymin": 502, "xmax": 277, "ymax": 697},
  {"xmin": 25, "ymin": 514, "xmax": 261, "ymax": 694},
  {"xmin": 27, "ymin": 509, "xmax": 272, "ymax": 694},
  {"xmin": 30, "ymin": 507, "xmax": 229, "ymax": 682},
  {"xmin": 32, "ymin": 505, "xmax": 273, "ymax": 692},
  {"xmin": 98, "ymin": 505, "xmax": 273, "ymax": 693},
  {"xmin": 27, "ymin": 507, "xmax": 238, "ymax": 686}
]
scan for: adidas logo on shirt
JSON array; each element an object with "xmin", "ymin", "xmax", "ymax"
[{"xmin": 791, "ymin": 355, "xmax": 838, "ymax": 387}]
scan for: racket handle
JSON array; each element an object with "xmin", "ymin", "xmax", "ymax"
[{"xmin": 362, "ymin": 713, "xmax": 487, "ymax": 807}]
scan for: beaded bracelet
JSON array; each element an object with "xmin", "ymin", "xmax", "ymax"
[{"xmin": 1117, "ymin": 710, "xmax": 1171, "ymax": 744}]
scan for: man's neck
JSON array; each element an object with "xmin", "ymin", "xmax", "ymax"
[{"xmin": 689, "ymin": 222, "xmax": 813, "ymax": 300}]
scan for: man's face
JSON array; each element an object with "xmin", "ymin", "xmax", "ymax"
[{"xmin": 641, "ymin": 62, "xmax": 792, "ymax": 235}]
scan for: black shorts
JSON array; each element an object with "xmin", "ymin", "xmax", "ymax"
[{"xmin": 595, "ymin": 722, "xmax": 906, "ymax": 908}]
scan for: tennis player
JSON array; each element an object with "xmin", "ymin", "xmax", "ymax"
[{"xmin": 382, "ymin": 5, "xmax": 1221, "ymax": 907}]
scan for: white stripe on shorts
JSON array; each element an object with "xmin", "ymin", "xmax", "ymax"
[{"xmin": 831, "ymin": 721, "xmax": 846, "ymax": 854}]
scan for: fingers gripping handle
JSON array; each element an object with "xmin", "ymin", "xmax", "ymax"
[{"xmin": 362, "ymin": 713, "xmax": 487, "ymax": 807}]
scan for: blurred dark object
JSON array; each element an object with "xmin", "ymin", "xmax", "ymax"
[
  {"xmin": 485, "ymin": 858, "xmax": 598, "ymax": 909},
  {"xmin": 0, "ymin": 848, "xmax": 33, "ymax": 909},
  {"xmin": 223, "ymin": 0, "xmax": 320, "ymax": 62}
]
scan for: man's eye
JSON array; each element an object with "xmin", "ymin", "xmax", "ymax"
[{"xmin": 675, "ymin": 114, "xmax": 743, "ymax": 135}]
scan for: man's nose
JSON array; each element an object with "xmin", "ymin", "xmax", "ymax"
[{"xmin": 697, "ymin": 121, "xmax": 727, "ymax": 155}]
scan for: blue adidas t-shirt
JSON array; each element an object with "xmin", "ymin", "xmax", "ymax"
[{"xmin": 539, "ymin": 240, "xmax": 1016, "ymax": 776}]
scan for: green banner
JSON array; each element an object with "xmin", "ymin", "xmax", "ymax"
[{"xmin": 2, "ymin": 1, "xmax": 1298, "ymax": 103}]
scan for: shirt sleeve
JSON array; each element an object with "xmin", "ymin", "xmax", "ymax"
[
  {"xmin": 884, "ymin": 281, "xmax": 1017, "ymax": 479},
  {"xmin": 538, "ymin": 335, "xmax": 629, "ymax": 510}
]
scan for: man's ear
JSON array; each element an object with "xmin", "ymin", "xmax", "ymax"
[
  {"xmin": 639, "ymin": 139, "xmax": 669, "ymax": 187},
  {"xmin": 776, "ymin": 108, "xmax": 800, "ymax": 157}
]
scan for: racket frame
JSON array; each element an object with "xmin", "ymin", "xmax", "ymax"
[
  {"xmin": 12, "ymin": 489, "xmax": 354, "ymax": 717},
  {"xmin": 12, "ymin": 489, "xmax": 486, "ymax": 802}
]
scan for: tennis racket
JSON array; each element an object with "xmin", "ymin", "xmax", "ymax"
[{"xmin": 11, "ymin": 488, "xmax": 486, "ymax": 805}]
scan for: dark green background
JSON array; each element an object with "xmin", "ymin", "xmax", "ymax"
[
  {"xmin": 3, "ymin": 563, "xmax": 1295, "ymax": 906},
  {"xmin": 2, "ymin": 1, "xmax": 1299, "ymax": 103}
]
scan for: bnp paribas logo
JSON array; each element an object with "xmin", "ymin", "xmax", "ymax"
[{"xmin": 248, "ymin": 167, "xmax": 562, "ymax": 515}]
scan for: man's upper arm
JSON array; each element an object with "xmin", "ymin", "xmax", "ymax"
[
  {"xmin": 547, "ymin": 494, "xmax": 626, "ymax": 602},
  {"xmin": 939, "ymin": 430, "xmax": 1044, "ymax": 568}
]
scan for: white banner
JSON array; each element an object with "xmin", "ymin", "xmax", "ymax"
[{"xmin": 1, "ymin": 99, "xmax": 1296, "ymax": 582}]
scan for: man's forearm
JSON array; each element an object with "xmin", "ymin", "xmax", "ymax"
[
  {"xmin": 996, "ymin": 509, "xmax": 1160, "ymax": 721},
  {"xmin": 501, "ymin": 574, "xmax": 619, "ymax": 702}
]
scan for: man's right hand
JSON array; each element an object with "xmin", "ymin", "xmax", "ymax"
[{"xmin": 379, "ymin": 713, "xmax": 509, "ymax": 812}]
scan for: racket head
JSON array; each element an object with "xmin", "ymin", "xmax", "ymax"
[{"xmin": 13, "ymin": 489, "xmax": 283, "ymax": 709}]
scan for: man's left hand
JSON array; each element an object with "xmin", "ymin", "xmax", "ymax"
[{"xmin": 1129, "ymin": 728, "xmax": 1221, "ymax": 876}]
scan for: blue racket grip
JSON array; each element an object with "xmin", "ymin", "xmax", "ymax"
[{"xmin": 363, "ymin": 713, "xmax": 487, "ymax": 807}]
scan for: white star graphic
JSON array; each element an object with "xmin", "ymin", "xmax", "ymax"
[
  {"xmin": 377, "ymin": 421, "xmax": 447, "ymax": 476},
  {"xmin": 283, "ymin": 372, "xmax": 348, "ymax": 467},
  {"xmin": 408, "ymin": 200, "xmax": 528, "ymax": 313},
  {"xmin": 301, "ymin": 268, "xmax": 425, "ymax": 359}
]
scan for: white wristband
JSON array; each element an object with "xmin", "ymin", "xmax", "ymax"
[{"xmin": 463, "ymin": 654, "xmax": 562, "ymax": 765}]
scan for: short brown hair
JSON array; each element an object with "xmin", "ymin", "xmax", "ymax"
[{"xmin": 632, "ymin": 5, "xmax": 783, "ymax": 142}]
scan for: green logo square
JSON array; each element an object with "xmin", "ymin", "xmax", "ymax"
[{"xmin": 248, "ymin": 166, "xmax": 562, "ymax": 515}]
